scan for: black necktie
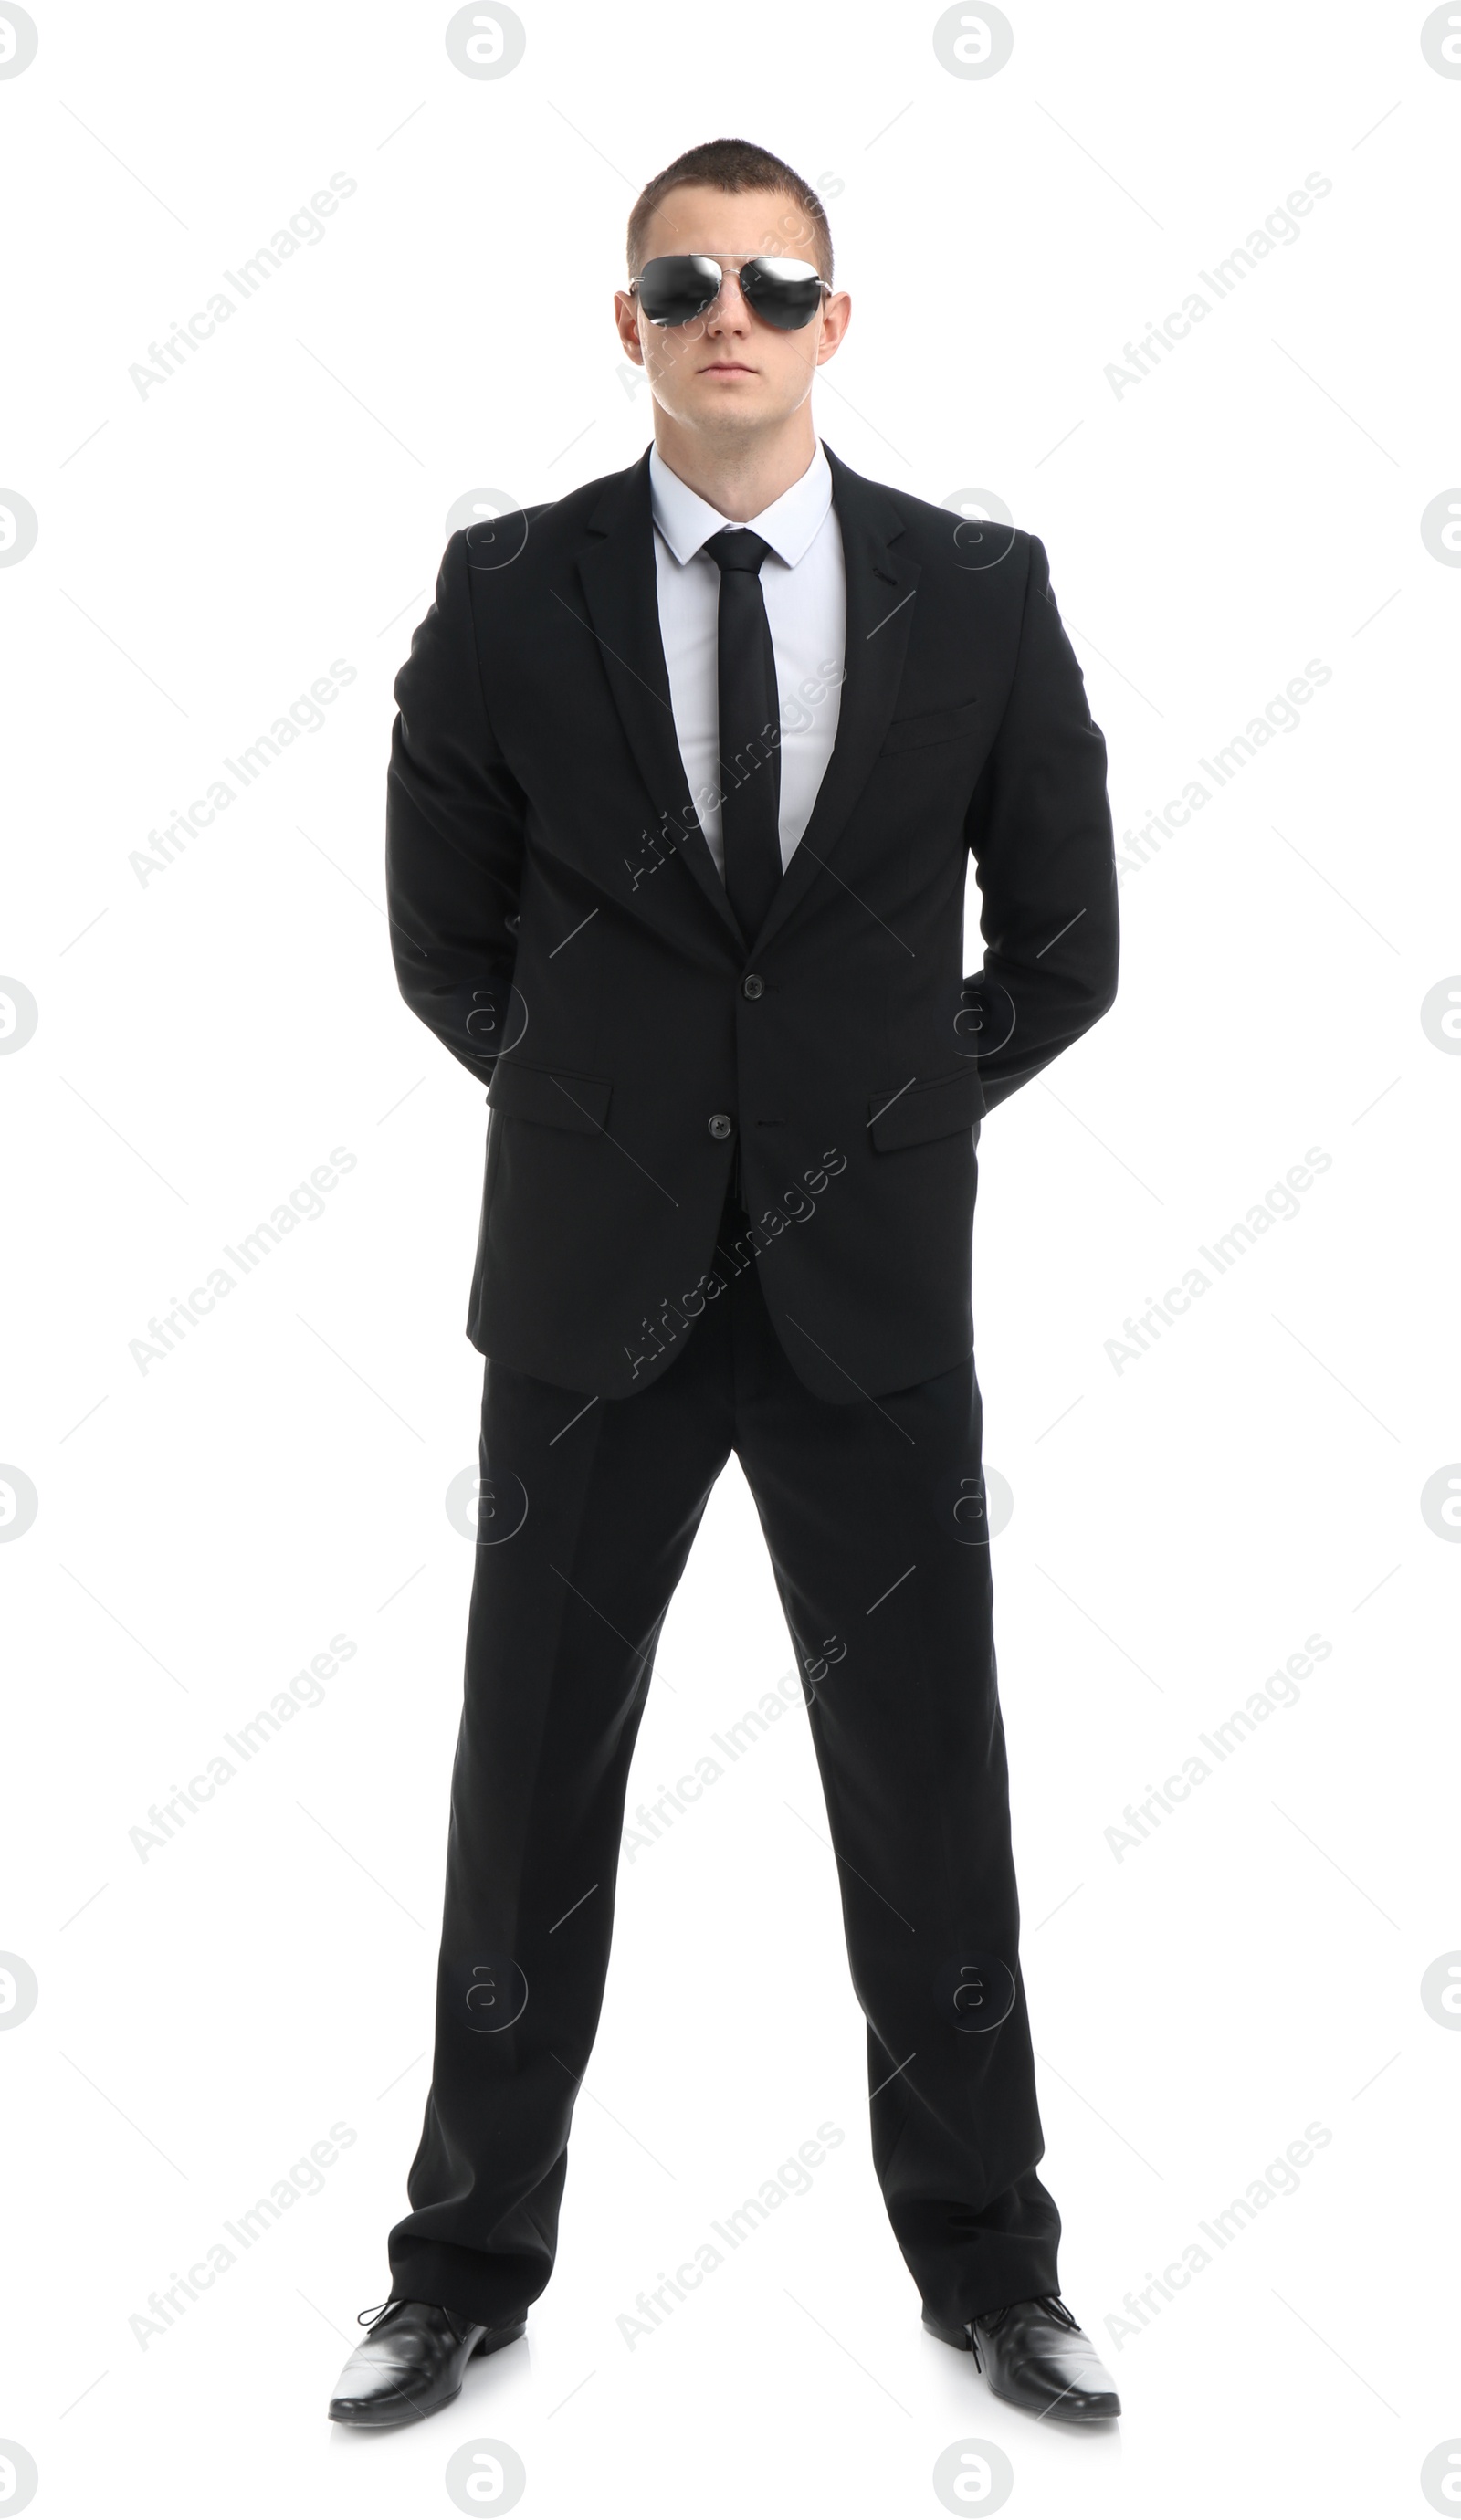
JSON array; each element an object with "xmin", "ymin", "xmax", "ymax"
[{"xmin": 703, "ymin": 527, "xmax": 783, "ymax": 943}]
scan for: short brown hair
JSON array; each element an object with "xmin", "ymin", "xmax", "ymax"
[{"xmin": 626, "ymin": 138, "xmax": 833, "ymax": 284}]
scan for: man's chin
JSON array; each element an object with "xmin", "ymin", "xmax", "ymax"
[
  {"xmin": 689, "ymin": 381, "xmax": 764, "ymax": 410},
  {"xmin": 675, "ymin": 391, "xmax": 780, "ymax": 436}
]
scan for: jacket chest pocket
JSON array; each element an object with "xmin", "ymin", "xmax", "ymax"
[{"xmin": 878, "ymin": 698, "xmax": 979, "ymax": 754}]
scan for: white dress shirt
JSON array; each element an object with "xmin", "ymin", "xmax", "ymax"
[{"xmin": 648, "ymin": 438, "xmax": 846, "ymax": 879}]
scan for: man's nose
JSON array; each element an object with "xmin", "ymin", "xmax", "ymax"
[{"xmin": 705, "ymin": 268, "xmax": 752, "ymax": 323}]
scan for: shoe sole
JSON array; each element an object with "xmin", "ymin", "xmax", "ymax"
[
  {"xmin": 920, "ymin": 2313, "xmax": 1120, "ymax": 2423},
  {"xmin": 330, "ymin": 2317, "xmax": 527, "ymax": 2429}
]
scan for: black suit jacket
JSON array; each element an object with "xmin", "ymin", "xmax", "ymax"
[{"xmin": 384, "ymin": 442, "xmax": 1118, "ymax": 1402}]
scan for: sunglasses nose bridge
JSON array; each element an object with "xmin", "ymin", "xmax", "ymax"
[{"xmin": 703, "ymin": 260, "xmax": 751, "ymax": 321}]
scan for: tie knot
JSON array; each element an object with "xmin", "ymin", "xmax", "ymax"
[{"xmin": 704, "ymin": 526, "xmax": 773, "ymax": 576}]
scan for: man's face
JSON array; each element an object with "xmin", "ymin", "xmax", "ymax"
[{"xmin": 614, "ymin": 184, "xmax": 849, "ymax": 440}]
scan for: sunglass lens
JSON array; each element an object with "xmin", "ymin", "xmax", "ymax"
[
  {"xmin": 738, "ymin": 258, "xmax": 825, "ymax": 330},
  {"xmin": 636, "ymin": 256, "xmax": 723, "ymax": 326}
]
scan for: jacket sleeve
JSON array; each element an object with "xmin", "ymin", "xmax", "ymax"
[
  {"xmin": 961, "ymin": 534, "xmax": 1119, "ymax": 1113},
  {"xmin": 384, "ymin": 530, "xmax": 528, "ymax": 1087}
]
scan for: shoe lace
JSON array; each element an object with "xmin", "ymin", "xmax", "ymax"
[
  {"xmin": 985, "ymin": 2293, "xmax": 1078, "ymax": 2334},
  {"xmin": 356, "ymin": 2295, "xmax": 477, "ymax": 2348},
  {"xmin": 982, "ymin": 2298, "xmax": 1073, "ymax": 2328},
  {"xmin": 972, "ymin": 2293, "xmax": 1077, "ymax": 2367}
]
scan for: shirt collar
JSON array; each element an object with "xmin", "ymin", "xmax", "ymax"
[{"xmin": 648, "ymin": 438, "xmax": 833, "ymax": 570}]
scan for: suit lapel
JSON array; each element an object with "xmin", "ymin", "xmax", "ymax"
[
  {"xmin": 749, "ymin": 442, "xmax": 920, "ymax": 958},
  {"xmin": 573, "ymin": 446, "xmax": 742, "ymax": 943},
  {"xmin": 571, "ymin": 439, "xmax": 920, "ymax": 956}
]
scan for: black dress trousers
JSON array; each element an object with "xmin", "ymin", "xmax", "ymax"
[{"xmin": 386, "ymin": 1198, "xmax": 1061, "ymax": 2330}]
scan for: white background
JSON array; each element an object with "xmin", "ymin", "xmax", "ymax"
[{"xmin": 3, "ymin": 3, "xmax": 1459, "ymax": 2515}]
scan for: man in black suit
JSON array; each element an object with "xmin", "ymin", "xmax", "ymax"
[{"xmin": 331, "ymin": 136, "xmax": 1120, "ymax": 2431}]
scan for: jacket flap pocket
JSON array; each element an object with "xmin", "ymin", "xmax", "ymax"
[
  {"xmin": 879, "ymin": 698, "xmax": 979, "ymax": 754},
  {"xmin": 487, "ymin": 1059, "xmax": 613, "ymax": 1134},
  {"xmin": 868, "ymin": 1068, "xmax": 984, "ymax": 1151}
]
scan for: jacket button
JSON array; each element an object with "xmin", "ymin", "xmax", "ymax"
[
  {"xmin": 708, "ymin": 1113, "xmax": 733, "ymax": 1140},
  {"xmin": 741, "ymin": 972, "xmax": 764, "ymax": 1000}
]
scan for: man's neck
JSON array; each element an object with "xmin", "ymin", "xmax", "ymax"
[{"xmin": 650, "ymin": 412, "xmax": 819, "ymax": 522}]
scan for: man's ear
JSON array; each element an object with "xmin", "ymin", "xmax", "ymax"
[
  {"xmin": 815, "ymin": 292, "xmax": 851, "ymax": 364},
  {"xmin": 615, "ymin": 293, "xmax": 646, "ymax": 364}
]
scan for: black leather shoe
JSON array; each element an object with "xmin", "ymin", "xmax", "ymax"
[
  {"xmin": 329, "ymin": 2297, "xmax": 526, "ymax": 2429},
  {"xmin": 923, "ymin": 2294, "xmax": 1119, "ymax": 2424}
]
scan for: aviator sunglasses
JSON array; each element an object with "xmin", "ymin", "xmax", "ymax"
[{"xmin": 629, "ymin": 253, "xmax": 831, "ymax": 331}]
